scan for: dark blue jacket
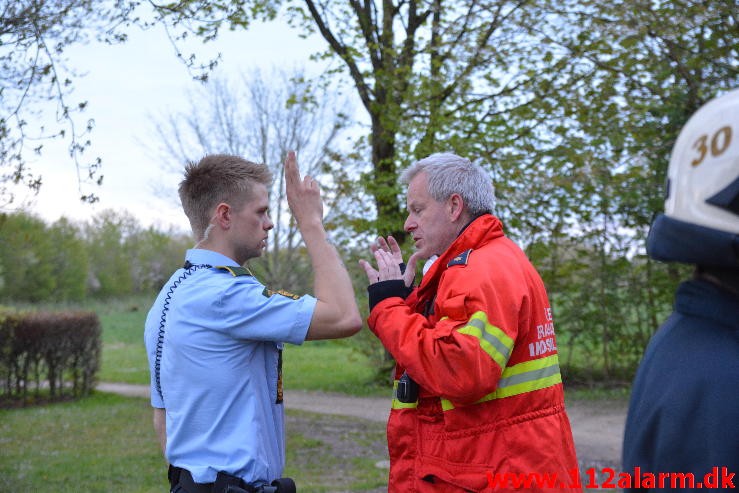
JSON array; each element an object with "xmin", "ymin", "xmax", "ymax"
[{"xmin": 622, "ymin": 279, "xmax": 739, "ymax": 491}]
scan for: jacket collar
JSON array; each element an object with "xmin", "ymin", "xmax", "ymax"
[
  {"xmin": 416, "ymin": 214, "xmax": 504, "ymax": 300},
  {"xmin": 676, "ymin": 279, "xmax": 739, "ymax": 332}
]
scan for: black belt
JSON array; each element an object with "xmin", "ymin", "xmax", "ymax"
[
  {"xmin": 169, "ymin": 466, "xmax": 256, "ymax": 493},
  {"xmin": 168, "ymin": 466, "xmax": 296, "ymax": 493}
]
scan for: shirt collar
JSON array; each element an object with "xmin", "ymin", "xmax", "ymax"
[{"xmin": 185, "ymin": 249, "xmax": 240, "ymax": 267}]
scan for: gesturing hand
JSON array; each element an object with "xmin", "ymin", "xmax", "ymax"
[
  {"xmin": 359, "ymin": 235, "xmax": 420, "ymax": 287},
  {"xmin": 284, "ymin": 150, "xmax": 323, "ymax": 227}
]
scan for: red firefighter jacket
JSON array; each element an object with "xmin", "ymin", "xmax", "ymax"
[{"xmin": 368, "ymin": 215, "xmax": 580, "ymax": 492}]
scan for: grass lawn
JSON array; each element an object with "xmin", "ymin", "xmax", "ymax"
[
  {"xmin": 96, "ymin": 297, "xmax": 153, "ymax": 385},
  {"xmin": 0, "ymin": 393, "xmax": 167, "ymax": 493},
  {"xmin": 0, "ymin": 392, "xmax": 388, "ymax": 492},
  {"xmin": 283, "ymin": 341, "xmax": 388, "ymax": 397}
]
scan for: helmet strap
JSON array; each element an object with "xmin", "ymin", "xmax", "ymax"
[{"xmin": 696, "ymin": 265, "xmax": 739, "ymax": 299}]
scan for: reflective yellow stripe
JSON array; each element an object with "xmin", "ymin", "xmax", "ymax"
[
  {"xmin": 391, "ymin": 379, "xmax": 418, "ymax": 409},
  {"xmin": 441, "ymin": 354, "xmax": 562, "ymax": 411},
  {"xmin": 454, "ymin": 312, "xmax": 514, "ymax": 370}
]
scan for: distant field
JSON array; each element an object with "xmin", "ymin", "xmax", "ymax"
[{"xmin": 14, "ymin": 295, "xmax": 387, "ymax": 395}]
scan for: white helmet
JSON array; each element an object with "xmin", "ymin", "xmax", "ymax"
[
  {"xmin": 665, "ymin": 87, "xmax": 739, "ymax": 233},
  {"xmin": 648, "ymin": 87, "xmax": 739, "ymax": 266}
]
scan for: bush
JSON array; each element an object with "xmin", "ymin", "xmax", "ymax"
[{"xmin": 0, "ymin": 309, "xmax": 101, "ymax": 406}]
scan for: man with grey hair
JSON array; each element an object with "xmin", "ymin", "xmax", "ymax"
[{"xmin": 360, "ymin": 152, "xmax": 580, "ymax": 492}]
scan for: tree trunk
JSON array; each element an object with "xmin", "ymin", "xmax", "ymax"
[{"xmin": 370, "ymin": 113, "xmax": 407, "ymax": 242}]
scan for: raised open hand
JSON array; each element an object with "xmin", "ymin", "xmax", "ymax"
[
  {"xmin": 284, "ymin": 150, "xmax": 323, "ymax": 227},
  {"xmin": 360, "ymin": 235, "xmax": 420, "ymax": 287}
]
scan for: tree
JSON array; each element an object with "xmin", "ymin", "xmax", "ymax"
[
  {"xmin": 0, "ymin": 212, "xmax": 55, "ymax": 301},
  {"xmin": 0, "ymin": 210, "xmax": 199, "ymax": 302},
  {"xmin": 151, "ymin": 67, "xmax": 352, "ymax": 292},
  {"xmin": 47, "ymin": 217, "xmax": 88, "ymax": 301},
  {"xmin": 0, "ymin": 0, "xmax": 134, "ymax": 207},
  {"xmin": 513, "ymin": 0, "xmax": 737, "ymax": 378},
  {"xmin": 83, "ymin": 209, "xmax": 139, "ymax": 297},
  {"xmin": 145, "ymin": 1, "xmax": 737, "ymax": 382},
  {"xmin": 519, "ymin": 0, "xmax": 737, "ymax": 235},
  {"xmin": 0, "ymin": 212, "xmax": 88, "ymax": 302},
  {"xmin": 149, "ymin": 1, "xmax": 553, "ymax": 240},
  {"xmin": 127, "ymin": 227, "xmax": 191, "ymax": 294}
]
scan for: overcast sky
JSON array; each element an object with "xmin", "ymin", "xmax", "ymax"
[{"xmin": 20, "ymin": 17, "xmax": 327, "ymax": 233}]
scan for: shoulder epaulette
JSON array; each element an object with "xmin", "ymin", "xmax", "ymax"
[
  {"xmin": 215, "ymin": 265, "xmax": 251, "ymax": 277},
  {"xmin": 447, "ymin": 249, "xmax": 473, "ymax": 268},
  {"xmin": 262, "ymin": 287, "xmax": 301, "ymax": 300}
]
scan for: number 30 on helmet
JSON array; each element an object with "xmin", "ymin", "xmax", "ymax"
[{"xmin": 648, "ymin": 87, "xmax": 739, "ymax": 267}]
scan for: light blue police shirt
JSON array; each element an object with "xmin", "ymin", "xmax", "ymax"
[{"xmin": 144, "ymin": 249, "xmax": 316, "ymax": 485}]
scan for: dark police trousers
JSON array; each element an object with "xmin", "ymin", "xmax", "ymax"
[{"xmin": 169, "ymin": 465, "xmax": 296, "ymax": 493}]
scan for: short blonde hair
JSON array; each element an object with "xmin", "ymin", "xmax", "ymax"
[{"xmin": 178, "ymin": 154, "xmax": 272, "ymax": 239}]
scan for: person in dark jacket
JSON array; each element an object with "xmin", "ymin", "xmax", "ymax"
[{"xmin": 622, "ymin": 88, "xmax": 739, "ymax": 492}]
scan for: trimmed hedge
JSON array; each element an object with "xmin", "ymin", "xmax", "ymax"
[{"xmin": 0, "ymin": 309, "xmax": 101, "ymax": 405}]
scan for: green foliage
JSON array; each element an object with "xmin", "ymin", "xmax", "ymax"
[
  {"xmin": 126, "ymin": 227, "xmax": 191, "ymax": 294},
  {"xmin": 48, "ymin": 218, "xmax": 89, "ymax": 301},
  {"xmin": 84, "ymin": 210, "xmax": 139, "ymax": 297},
  {"xmin": 516, "ymin": 0, "xmax": 735, "ymax": 381},
  {"xmin": 529, "ymin": 236, "xmax": 690, "ymax": 383},
  {"xmin": 0, "ymin": 212, "xmax": 56, "ymax": 301},
  {"xmin": 0, "ymin": 210, "xmax": 190, "ymax": 303},
  {"xmin": 520, "ymin": 0, "xmax": 734, "ymax": 228}
]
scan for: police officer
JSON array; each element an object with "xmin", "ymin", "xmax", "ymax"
[
  {"xmin": 622, "ymin": 88, "xmax": 739, "ymax": 491},
  {"xmin": 144, "ymin": 152, "xmax": 362, "ymax": 492}
]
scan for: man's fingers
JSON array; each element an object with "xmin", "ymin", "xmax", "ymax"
[
  {"xmin": 387, "ymin": 235, "xmax": 401, "ymax": 254},
  {"xmin": 359, "ymin": 259, "xmax": 379, "ymax": 282},
  {"xmin": 365, "ymin": 237, "xmax": 408, "ymax": 283},
  {"xmin": 375, "ymin": 249, "xmax": 402, "ymax": 279},
  {"xmin": 375, "ymin": 236, "xmax": 390, "ymax": 252},
  {"xmin": 406, "ymin": 251, "xmax": 421, "ymax": 272},
  {"xmin": 373, "ymin": 250, "xmax": 389, "ymax": 277},
  {"xmin": 404, "ymin": 251, "xmax": 422, "ymax": 287},
  {"xmin": 304, "ymin": 175, "xmax": 319, "ymax": 190},
  {"xmin": 284, "ymin": 150, "xmax": 299, "ymax": 185}
]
